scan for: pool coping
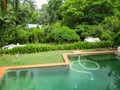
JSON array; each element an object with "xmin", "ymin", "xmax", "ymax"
[{"xmin": 0, "ymin": 50, "xmax": 120, "ymax": 78}]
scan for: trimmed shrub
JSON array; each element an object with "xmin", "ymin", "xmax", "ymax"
[
  {"xmin": 95, "ymin": 41, "xmax": 114, "ymax": 48},
  {"xmin": 0, "ymin": 41, "xmax": 115, "ymax": 54}
]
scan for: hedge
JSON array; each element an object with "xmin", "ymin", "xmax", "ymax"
[{"xmin": 0, "ymin": 41, "xmax": 115, "ymax": 54}]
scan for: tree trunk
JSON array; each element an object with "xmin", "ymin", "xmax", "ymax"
[{"xmin": 1, "ymin": 0, "xmax": 7, "ymax": 15}]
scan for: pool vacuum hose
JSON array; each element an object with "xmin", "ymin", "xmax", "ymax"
[{"xmin": 70, "ymin": 56, "xmax": 100, "ymax": 81}]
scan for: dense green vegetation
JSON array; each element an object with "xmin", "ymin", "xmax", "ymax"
[
  {"xmin": 0, "ymin": 0, "xmax": 120, "ymax": 50},
  {"xmin": 0, "ymin": 41, "xmax": 114, "ymax": 54}
]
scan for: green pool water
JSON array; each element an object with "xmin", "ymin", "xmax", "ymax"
[{"xmin": 0, "ymin": 53, "xmax": 120, "ymax": 90}]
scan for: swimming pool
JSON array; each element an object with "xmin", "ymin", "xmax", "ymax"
[{"xmin": 0, "ymin": 52, "xmax": 120, "ymax": 90}]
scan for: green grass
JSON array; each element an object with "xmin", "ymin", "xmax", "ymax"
[
  {"xmin": 0, "ymin": 48, "xmax": 111, "ymax": 66},
  {"xmin": 0, "ymin": 50, "xmax": 72, "ymax": 66}
]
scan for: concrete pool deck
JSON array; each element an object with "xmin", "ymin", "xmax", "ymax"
[{"xmin": 0, "ymin": 50, "xmax": 120, "ymax": 78}]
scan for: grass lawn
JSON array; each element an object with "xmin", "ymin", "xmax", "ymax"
[
  {"xmin": 0, "ymin": 49, "xmax": 109, "ymax": 67},
  {"xmin": 0, "ymin": 50, "xmax": 72, "ymax": 66}
]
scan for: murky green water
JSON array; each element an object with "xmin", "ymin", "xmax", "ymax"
[{"xmin": 0, "ymin": 53, "xmax": 120, "ymax": 90}]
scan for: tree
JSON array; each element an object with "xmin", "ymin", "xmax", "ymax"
[
  {"xmin": 0, "ymin": 0, "xmax": 37, "ymax": 46},
  {"xmin": 61, "ymin": 0, "xmax": 86, "ymax": 28},
  {"xmin": 84, "ymin": 0, "xmax": 116, "ymax": 24},
  {"xmin": 61, "ymin": 0, "xmax": 120, "ymax": 28},
  {"xmin": 47, "ymin": 0, "xmax": 63, "ymax": 24},
  {"xmin": 15, "ymin": 0, "xmax": 36, "ymax": 25},
  {"xmin": 102, "ymin": 16, "xmax": 120, "ymax": 33},
  {"xmin": 0, "ymin": 0, "xmax": 37, "ymax": 24},
  {"xmin": 38, "ymin": 4, "xmax": 50, "ymax": 25},
  {"xmin": 0, "ymin": 0, "xmax": 7, "ymax": 15}
]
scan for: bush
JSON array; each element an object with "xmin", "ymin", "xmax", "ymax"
[
  {"xmin": 29, "ymin": 28, "xmax": 44, "ymax": 43},
  {"xmin": 75, "ymin": 24, "xmax": 104, "ymax": 41},
  {"xmin": 75, "ymin": 25, "xmax": 92, "ymax": 40},
  {"xmin": 0, "ymin": 41, "xmax": 115, "ymax": 54},
  {"xmin": 16, "ymin": 29, "xmax": 30, "ymax": 44},
  {"xmin": 103, "ymin": 16, "xmax": 120, "ymax": 33},
  {"xmin": 101, "ymin": 30, "xmax": 114, "ymax": 41},
  {"xmin": 47, "ymin": 26, "xmax": 80, "ymax": 43},
  {"xmin": 114, "ymin": 32, "xmax": 120, "ymax": 45},
  {"xmin": 95, "ymin": 41, "xmax": 114, "ymax": 48}
]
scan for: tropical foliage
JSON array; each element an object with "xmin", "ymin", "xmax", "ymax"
[
  {"xmin": 0, "ymin": 41, "xmax": 114, "ymax": 54},
  {"xmin": 0, "ymin": 0, "xmax": 120, "ymax": 49}
]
